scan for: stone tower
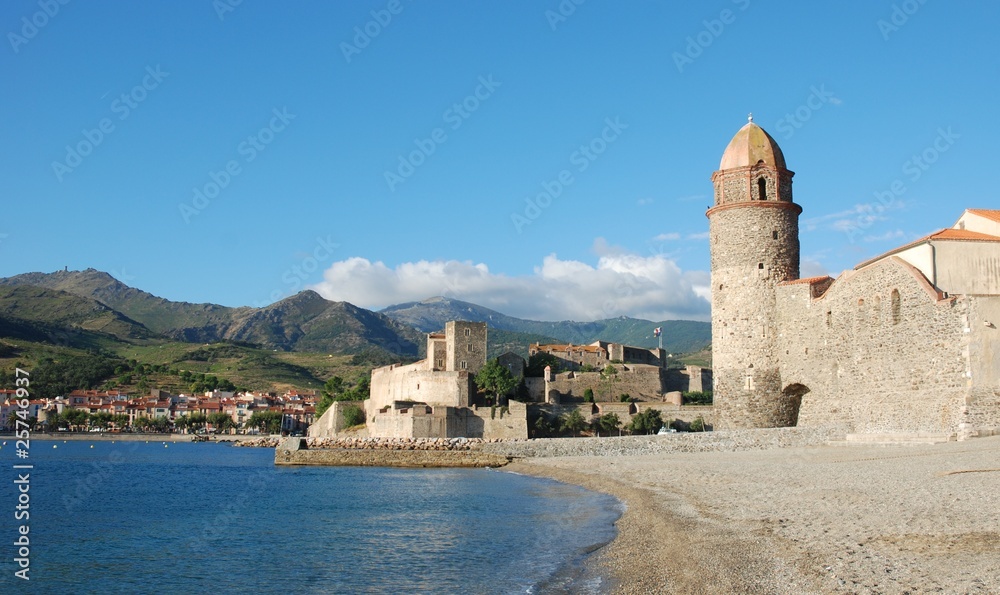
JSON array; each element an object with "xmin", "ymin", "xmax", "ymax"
[
  {"xmin": 444, "ymin": 321, "xmax": 487, "ymax": 375},
  {"xmin": 707, "ymin": 116, "xmax": 801, "ymax": 428}
]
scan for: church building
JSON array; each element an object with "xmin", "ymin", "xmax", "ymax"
[{"xmin": 709, "ymin": 117, "xmax": 1000, "ymax": 439}]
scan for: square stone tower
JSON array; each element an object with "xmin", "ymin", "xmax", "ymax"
[{"xmin": 445, "ymin": 321, "xmax": 487, "ymax": 375}]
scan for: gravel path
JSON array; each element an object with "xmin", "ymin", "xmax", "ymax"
[{"xmin": 508, "ymin": 434, "xmax": 1000, "ymax": 594}]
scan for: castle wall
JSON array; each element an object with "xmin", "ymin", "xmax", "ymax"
[
  {"xmin": 776, "ymin": 258, "xmax": 971, "ymax": 434},
  {"xmin": 367, "ymin": 403, "xmax": 528, "ymax": 440},
  {"xmin": 544, "ymin": 365, "xmax": 665, "ymax": 403},
  {"xmin": 369, "ymin": 362, "xmax": 471, "ymax": 411}
]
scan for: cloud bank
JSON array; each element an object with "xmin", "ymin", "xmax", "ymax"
[{"xmin": 310, "ymin": 251, "xmax": 711, "ymax": 322}]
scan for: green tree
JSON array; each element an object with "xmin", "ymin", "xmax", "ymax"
[
  {"xmin": 317, "ymin": 374, "xmax": 370, "ymax": 417},
  {"xmin": 133, "ymin": 416, "xmax": 153, "ymax": 432},
  {"xmin": 595, "ymin": 412, "xmax": 621, "ymax": 435},
  {"xmin": 187, "ymin": 412, "xmax": 207, "ymax": 430},
  {"xmin": 174, "ymin": 415, "xmax": 190, "ymax": 432},
  {"xmin": 689, "ymin": 415, "xmax": 706, "ymax": 432},
  {"xmin": 247, "ymin": 411, "xmax": 283, "ymax": 434},
  {"xmin": 207, "ymin": 412, "xmax": 234, "ymax": 432},
  {"xmin": 561, "ymin": 408, "xmax": 588, "ymax": 437},
  {"xmin": 475, "ymin": 359, "xmax": 518, "ymax": 405},
  {"xmin": 583, "ymin": 388, "xmax": 594, "ymax": 403},
  {"xmin": 91, "ymin": 412, "xmax": 114, "ymax": 430},
  {"xmin": 628, "ymin": 409, "xmax": 663, "ymax": 435},
  {"xmin": 682, "ymin": 391, "xmax": 714, "ymax": 405},
  {"xmin": 150, "ymin": 416, "xmax": 171, "ymax": 433},
  {"xmin": 526, "ymin": 352, "xmax": 561, "ymax": 377},
  {"xmin": 342, "ymin": 405, "xmax": 365, "ymax": 428},
  {"xmin": 62, "ymin": 408, "xmax": 90, "ymax": 431},
  {"xmin": 322, "ymin": 376, "xmax": 345, "ymax": 399}
]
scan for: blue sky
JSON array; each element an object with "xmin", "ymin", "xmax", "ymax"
[{"xmin": 2, "ymin": 1, "xmax": 997, "ymax": 322}]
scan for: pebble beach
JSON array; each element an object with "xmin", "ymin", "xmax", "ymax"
[{"xmin": 508, "ymin": 432, "xmax": 1000, "ymax": 594}]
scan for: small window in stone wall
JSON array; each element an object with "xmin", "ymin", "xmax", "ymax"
[
  {"xmin": 460, "ymin": 361, "xmax": 467, "ymax": 370},
  {"xmin": 772, "ymin": 230, "xmax": 778, "ymax": 240},
  {"xmin": 464, "ymin": 328, "xmax": 471, "ymax": 337},
  {"xmin": 468, "ymin": 344, "xmax": 473, "ymax": 353},
  {"xmin": 891, "ymin": 289, "xmax": 901, "ymax": 325},
  {"xmin": 758, "ymin": 262, "xmax": 764, "ymax": 269},
  {"xmin": 744, "ymin": 374, "xmax": 755, "ymax": 390},
  {"xmin": 826, "ymin": 311, "xmax": 832, "ymax": 327},
  {"xmin": 758, "ymin": 177, "xmax": 768, "ymax": 201}
]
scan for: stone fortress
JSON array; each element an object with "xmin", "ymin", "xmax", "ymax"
[
  {"xmin": 528, "ymin": 341, "xmax": 711, "ymax": 404},
  {"xmin": 710, "ymin": 116, "xmax": 1000, "ymax": 439},
  {"xmin": 309, "ymin": 320, "xmax": 710, "ymax": 440},
  {"xmin": 311, "ymin": 321, "xmax": 526, "ymax": 440}
]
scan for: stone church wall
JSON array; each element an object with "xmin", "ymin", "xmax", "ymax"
[{"xmin": 777, "ymin": 257, "xmax": 970, "ymax": 434}]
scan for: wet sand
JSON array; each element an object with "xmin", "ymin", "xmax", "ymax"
[{"xmin": 509, "ymin": 435, "xmax": 1000, "ymax": 594}]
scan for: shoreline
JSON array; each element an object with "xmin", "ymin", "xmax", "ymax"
[
  {"xmin": 12, "ymin": 432, "xmax": 270, "ymax": 442},
  {"xmin": 509, "ymin": 435, "xmax": 1000, "ymax": 594}
]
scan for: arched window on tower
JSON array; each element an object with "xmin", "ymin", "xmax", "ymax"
[{"xmin": 758, "ymin": 177, "xmax": 768, "ymax": 201}]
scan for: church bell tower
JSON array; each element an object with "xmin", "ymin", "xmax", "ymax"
[{"xmin": 708, "ymin": 115, "xmax": 802, "ymax": 428}]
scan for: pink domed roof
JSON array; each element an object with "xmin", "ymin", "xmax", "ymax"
[{"xmin": 719, "ymin": 117, "xmax": 786, "ymax": 170}]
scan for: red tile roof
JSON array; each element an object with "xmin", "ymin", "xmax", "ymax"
[
  {"xmin": 778, "ymin": 275, "xmax": 833, "ymax": 286},
  {"xmin": 857, "ymin": 227, "xmax": 1000, "ymax": 270}
]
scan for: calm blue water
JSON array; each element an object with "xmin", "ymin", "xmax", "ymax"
[{"xmin": 1, "ymin": 441, "xmax": 620, "ymax": 594}]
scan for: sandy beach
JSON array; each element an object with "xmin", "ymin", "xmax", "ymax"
[{"xmin": 508, "ymin": 434, "xmax": 1000, "ymax": 594}]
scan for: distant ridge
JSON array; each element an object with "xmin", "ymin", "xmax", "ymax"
[
  {"xmin": 381, "ymin": 296, "xmax": 711, "ymax": 354},
  {"xmin": 0, "ymin": 269, "xmax": 421, "ymax": 356},
  {"xmin": 0, "ymin": 270, "xmax": 711, "ymax": 359}
]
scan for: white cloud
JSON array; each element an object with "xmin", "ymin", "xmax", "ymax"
[
  {"xmin": 863, "ymin": 229, "xmax": 906, "ymax": 243},
  {"xmin": 687, "ymin": 231, "xmax": 710, "ymax": 240},
  {"xmin": 802, "ymin": 201, "xmax": 905, "ymax": 233},
  {"xmin": 637, "ymin": 197, "xmax": 654, "ymax": 206},
  {"xmin": 310, "ymin": 251, "xmax": 711, "ymax": 322},
  {"xmin": 653, "ymin": 232, "xmax": 681, "ymax": 242}
]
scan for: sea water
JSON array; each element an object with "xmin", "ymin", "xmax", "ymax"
[{"xmin": 2, "ymin": 441, "xmax": 620, "ymax": 594}]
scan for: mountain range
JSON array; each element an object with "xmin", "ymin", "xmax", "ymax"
[{"xmin": 0, "ymin": 268, "xmax": 711, "ymax": 359}]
